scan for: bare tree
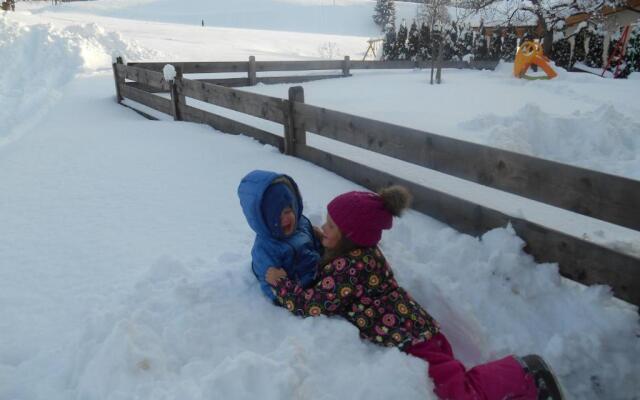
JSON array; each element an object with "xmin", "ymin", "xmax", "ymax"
[
  {"xmin": 462, "ymin": 0, "xmax": 636, "ymax": 55},
  {"xmin": 419, "ymin": 0, "xmax": 473, "ymax": 83}
]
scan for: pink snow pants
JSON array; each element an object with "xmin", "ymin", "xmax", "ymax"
[{"xmin": 406, "ymin": 333, "xmax": 538, "ymax": 400}]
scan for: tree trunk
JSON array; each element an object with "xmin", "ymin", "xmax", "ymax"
[
  {"xmin": 436, "ymin": 38, "xmax": 444, "ymax": 84},
  {"xmin": 538, "ymin": 15, "xmax": 553, "ymax": 56},
  {"xmin": 543, "ymin": 29, "xmax": 553, "ymax": 56}
]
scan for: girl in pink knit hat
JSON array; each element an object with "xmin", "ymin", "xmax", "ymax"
[{"xmin": 266, "ymin": 186, "xmax": 564, "ymax": 400}]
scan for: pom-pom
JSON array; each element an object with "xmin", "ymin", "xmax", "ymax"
[{"xmin": 378, "ymin": 185, "xmax": 411, "ymax": 217}]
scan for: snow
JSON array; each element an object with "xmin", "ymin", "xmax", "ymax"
[
  {"xmin": 162, "ymin": 63, "xmax": 176, "ymax": 81},
  {"xmin": 1, "ymin": 1, "xmax": 639, "ymax": 400}
]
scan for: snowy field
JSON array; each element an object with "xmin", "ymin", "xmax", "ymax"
[{"xmin": 1, "ymin": 1, "xmax": 639, "ymax": 400}]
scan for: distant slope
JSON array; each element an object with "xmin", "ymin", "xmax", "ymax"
[{"xmin": 35, "ymin": 0, "xmax": 419, "ymax": 37}]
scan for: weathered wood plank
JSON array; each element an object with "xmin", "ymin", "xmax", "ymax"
[
  {"xmin": 121, "ymin": 84, "xmax": 173, "ymax": 115},
  {"xmin": 174, "ymin": 75, "xmax": 355, "ymax": 88},
  {"xmin": 349, "ymin": 60, "xmax": 499, "ymax": 70},
  {"xmin": 169, "ymin": 66, "xmax": 183, "ymax": 121},
  {"xmin": 128, "ymin": 61, "xmax": 249, "ymax": 74},
  {"xmin": 197, "ymin": 78, "xmax": 251, "ymax": 87},
  {"xmin": 296, "ymin": 145, "xmax": 640, "ymax": 305},
  {"xmin": 124, "ymin": 65, "xmax": 170, "ymax": 91},
  {"xmin": 181, "ymin": 105, "xmax": 284, "ymax": 151},
  {"xmin": 348, "ymin": 60, "xmax": 420, "ymax": 69},
  {"xmin": 342, "ymin": 56, "xmax": 351, "ymax": 76},
  {"xmin": 112, "ymin": 57, "xmax": 124, "ymax": 103},
  {"xmin": 256, "ymin": 74, "xmax": 345, "ymax": 85},
  {"xmin": 126, "ymin": 59, "xmax": 497, "ymax": 77},
  {"xmin": 180, "ymin": 79, "xmax": 287, "ymax": 124},
  {"xmin": 197, "ymin": 75, "xmax": 352, "ymax": 87},
  {"xmin": 284, "ymin": 86, "xmax": 305, "ymax": 156},
  {"xmin": 248, "ymin": 56, "xmax": 257, "ymax": 86},
  {"xmin": 125, "ymin": 82, "xmax": 168, "ymax": 93},
  {"xmin": 295, "ymin": 102, "xmax": 640, "ymax": 231},
  {"xmin": 120, "ymin": 102, "xmax": 160, "ymax": 121},
  {"xmin": 255, "ymin": 60, "xmax": 343, "ymax": 72}
]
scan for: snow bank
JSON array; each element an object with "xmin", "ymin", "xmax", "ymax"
[
  {"xmin": 71, "ymin": 257, "xmax": 431, "ymax": 400},
  {"xmin": 461, "ymin": 103, "xmax": 640, "ymax": 179},
  {"xmin": 0, "ymin": 18, "xmax": 161, "ymax": 147},
  {"xmin": 386, "ymin": 221, "xmax": 640, "ymax": 398},
  {"xmin": 25, "ymin": 220, "xmax": 638, "ymax": 400}
]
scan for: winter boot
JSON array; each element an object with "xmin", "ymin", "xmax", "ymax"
[{"xmin": 519, "ymin": 354, "xmax": 565, "ymax": 400}]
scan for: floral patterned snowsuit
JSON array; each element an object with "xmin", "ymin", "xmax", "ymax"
[{"xmin": 274, "ymin": 246, "xmax": 439, "ymax": 350}]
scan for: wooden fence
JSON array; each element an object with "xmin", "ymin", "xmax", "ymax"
[{"xmin": 112, "ymin": 57, "xmax": 640, "ymax": 306}]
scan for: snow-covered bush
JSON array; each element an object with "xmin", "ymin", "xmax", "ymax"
[
  {"xmin": 396, "ymin": 22, "xmax": 409, "ymax": 60},
  {"xmin": 552, "ymin": 37, "xmax": 572, "ymax": 69},
  {"xmin": 489, "ymin": 29, "xmax": 502, "ymax": 61},
  {"xmin": 407, "ymin": 21, "xmax": 420, "ymax": 61},
  {"xmin": 501, "ymin": 26, "xmax": 518, "ymax": 62}
]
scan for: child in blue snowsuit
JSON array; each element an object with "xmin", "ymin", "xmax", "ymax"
[{"xmin": 238, "ymin": 170, "xmax": 322, "ymax": 300}]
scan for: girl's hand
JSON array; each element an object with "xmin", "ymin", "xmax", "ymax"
[{"xmin": 266, "ymin": 267, "xmax": 287, "ymax": 286}]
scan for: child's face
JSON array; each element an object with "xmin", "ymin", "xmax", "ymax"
[
  {"xmin": 280, "ymin": 206, "xmax": 297, "ymax": 236},
  {"xmin": 321, "ymin": 215, "xmax": 342, "ymax": 249}
]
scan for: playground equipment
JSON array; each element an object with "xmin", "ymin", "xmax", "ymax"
[
  {"xmin": 513, "ymin": 41, "xmax": 557, "ymax": 80},
  {"xmin": 602, "ymin": 25, "xmax": 631, "ymax": 78},
  {"xmin": 363, "ymin": 38, "xmax": 384, "ymax": 61}
]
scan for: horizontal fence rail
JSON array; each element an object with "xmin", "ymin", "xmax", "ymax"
[
  {"xmin": 295, "ymin": 145, "xmax": 640, "ymax": 306},
  {"xmin": 129, "ymin": 59, "xmax": 499, "ymax": 74},
  {"xmin": 112, "ymin": 57, "xmax": 640, "ymax": 306},
  {"xmin": 129, "ymin": 61, "xmax": 250, "ymax": 74},
  {"xmin": 296, "ymin": 103, "xmax": 640, "ymax": 232},
  {"xmin": 180, "ymin": 79, "xmax": 287, "ymax": 124}
]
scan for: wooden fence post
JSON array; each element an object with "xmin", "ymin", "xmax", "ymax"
[
  {"xmin": 284, "ymin": 86, "xmax": 305, "ymax": 156},
  {"xmin": 170, "ymin": 65, "xmax": 184, "ymax": 121},
  {"xmin": 248, "ymin": 56, "xmax": 257, "ymax": 86},
  {"xmin": 112, "ymin": 56, "xmax": 124, "ymax": 103},
  {"xmin": 342, "ymin": 55, "xmax": 351, "ymax": 76}
]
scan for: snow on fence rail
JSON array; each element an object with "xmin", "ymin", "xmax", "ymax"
[
  {"xmin": 127, "ymin": 56, "xmax": 500, "ymax": 89},
  {"xmin": 112, "ymin": 57, "xmax": 640, "ymax": 306}
]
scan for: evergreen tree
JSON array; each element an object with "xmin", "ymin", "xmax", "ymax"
[
  {"xmin": 621, "ymin": 25, "xmax": 640, "ymax": 78},
  {"xmin": 460, "ymin": 27, "xmax": 474, "ymax": 60},
  {"xmin": 419, "ymin": 22, "xmax": 431, "ymax": 60},
  {"xmin": 585, "ymin": 28, "xmax": 604, "ymax": 68},
  {"xmin": 373, "ymin": 0, "xmax": 396, "ymax": 32},
  {"xmin": 551, "ymin": 37, "xmax": 572, "ymax": 69},
  {"xmin": 396, "ymin": 23, "xmax": 410, "ymax": 60},
  {"xmin": 501, "ymin": 26, "xmax": 517, "ymax": 61},
  {"xmin": 383, "ymin": 28, "xmax": 398, "ymax": 60},
  {"xmin": 431, "ymin": 29, "xmax": 443, "ymax": 61},
  {"xmin": 489, "ymin": 28, "xmax": 502, "ymax": 60},
  {"xmin": 473, "ymin": 28, "xmax": 488, "ymax": 61},
  {"xmin": 443, "ymin": 22, "xmax": 458, "ymax": 61},
  {"xmin": 573, "ymin": 28, "xmax": 587, "ymax": 64},
  {"xmin": 407, "ymin": 21, "xmax": 420, "ymax": 61},
  {"xmin": 451, "ymin": 23, "xmax": 467, "ymax": 61}
]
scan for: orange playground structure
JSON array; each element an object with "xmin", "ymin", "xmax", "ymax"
[{"xmin": 513, "ymin": 41, "xmax": 557, "ymax": 80}]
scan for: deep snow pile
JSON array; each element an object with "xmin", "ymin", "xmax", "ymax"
[
  {"xmin": 0, "ymin": 17, "xmax": 160, "ymax": 147},
  {"xmin": 1, "ymin": 1, "xmax": 640, "ymax": 400}
]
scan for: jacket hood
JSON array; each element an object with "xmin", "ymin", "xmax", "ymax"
[{"xmin": 238, "ymin": 170, "xmax": 303, "ymax": 237}]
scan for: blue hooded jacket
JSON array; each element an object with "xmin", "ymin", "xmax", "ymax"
[{"xmin": 238, "ymin": 170, "xmax": 322, "ymax": 300}]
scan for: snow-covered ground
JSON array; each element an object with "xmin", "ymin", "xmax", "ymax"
[{"xmin": 1, "ymin": 1, "xmax": 639, "ymax": 399}]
